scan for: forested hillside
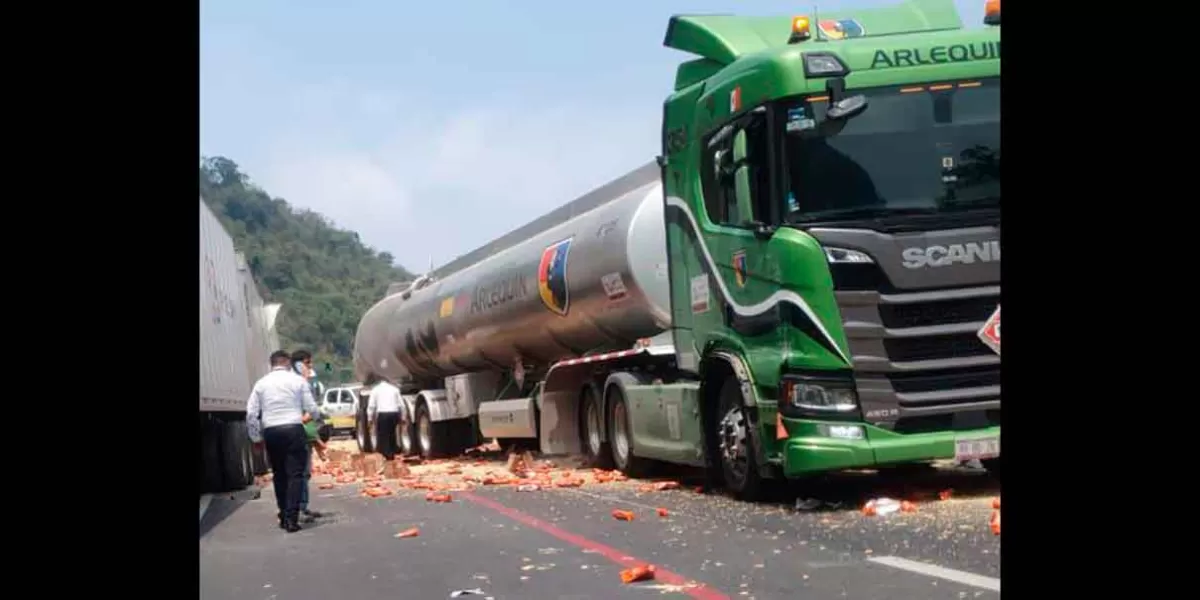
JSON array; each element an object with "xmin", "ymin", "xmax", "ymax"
[{"xmin": 200, "ymin": 156, "xmax": 413, "ymax": 383}]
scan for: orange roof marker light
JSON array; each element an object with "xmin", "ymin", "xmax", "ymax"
[
  {"xmin": 789, "ymin": 16, "xmax": 812, "ymax": 43},
  {"xmin": 984, "ymin": 0, "xmax": 1000, "ymax": 25}
]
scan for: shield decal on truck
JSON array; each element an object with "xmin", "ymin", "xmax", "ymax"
[
  {"xmin": 732, "ymin": 250, "xmax": 748, "ymax": 288},
  {"xmin": 538, "ymin": 237, "xmax": 573, "ymax": 316}
]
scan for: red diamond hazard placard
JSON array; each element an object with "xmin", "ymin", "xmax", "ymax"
[{"xmin": 978, "ymin": 305, "xmax": 1000, "ymax": 356}]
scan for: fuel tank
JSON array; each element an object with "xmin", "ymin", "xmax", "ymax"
[{"xmin": 354, "ymin": 162, "xmax": 671, "ymax": 385}]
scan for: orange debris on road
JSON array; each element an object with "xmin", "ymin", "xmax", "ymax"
[{"xmin": 620, "ymin": 564, "xmax": 656, "ymax": 584}]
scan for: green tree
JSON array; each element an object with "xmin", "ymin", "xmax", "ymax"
[{"xmin": 200, "ymin": 156, "xmax": 413, "ymax": 383}]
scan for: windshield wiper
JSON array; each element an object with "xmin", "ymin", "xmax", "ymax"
[{"xmin": 790, "ymin": 206, "xmax": 938, "ymax": 224}]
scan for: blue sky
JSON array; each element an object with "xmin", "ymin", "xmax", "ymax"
[{"xmin": 200, "ymin": 0, "xmax": 986, "ymax": 272}]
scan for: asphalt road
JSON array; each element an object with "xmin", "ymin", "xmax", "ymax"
[{"xmin": 200, "ymin": 461, "xmax": 999, "ymax": 600}]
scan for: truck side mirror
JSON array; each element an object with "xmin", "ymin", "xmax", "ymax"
[{"xmin": 714, "ymin": 148, "xmax": 734, "ymax": 180}]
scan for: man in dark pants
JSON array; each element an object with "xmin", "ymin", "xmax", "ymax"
[
  {"xmin": 365, "ymin": 373, "xmax": 405, "ymax": 466},
  {"xmin": 247, "ymin": 350, "xmax": 320, "ymax": 533}
]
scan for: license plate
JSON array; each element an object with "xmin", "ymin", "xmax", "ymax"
[{"xmin": 954, "ymin": 436, "xmax": 1000, "ymax": 462}]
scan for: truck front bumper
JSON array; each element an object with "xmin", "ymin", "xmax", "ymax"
[{"xmin": 779, "ymin": 417, "xmax": 1000, "ymax": 477}]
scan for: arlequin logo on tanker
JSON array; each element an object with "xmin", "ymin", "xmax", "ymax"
[{"xmin": 538, "ymin": 237, "xmax": 573, "ymax": 316}]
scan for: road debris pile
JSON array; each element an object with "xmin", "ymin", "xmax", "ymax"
[{"xmin": 307, "ymin": 440, "xmax": 691, "ymax": 499}]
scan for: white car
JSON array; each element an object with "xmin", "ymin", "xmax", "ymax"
[{"xmin": 320, "ymin": 384, "xmax": 363, "ymax": 435}]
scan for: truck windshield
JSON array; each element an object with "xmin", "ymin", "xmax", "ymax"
[{"xmin": 781, "ymin": 78, "xmax": 999, "ymax": 224}]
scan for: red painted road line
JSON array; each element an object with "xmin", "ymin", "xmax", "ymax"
[{"xmin": 461, "ymin": 491, "xmax": 730, "ymax": 600}]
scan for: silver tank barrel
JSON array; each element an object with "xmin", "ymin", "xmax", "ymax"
[{"xmin": 354, "ymin": 162, "xmax": 671, "ymax": 384}]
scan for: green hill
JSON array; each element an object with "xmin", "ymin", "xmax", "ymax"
[{"xmin": 200, "ymin": 156, "xmax": 413, "ymax": 383}]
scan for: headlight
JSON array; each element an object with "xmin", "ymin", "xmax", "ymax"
[
  {"xmin": 781, "ymin": 374, "xmax": 858, "ymax": 413},
  {"xmin": 824, "ymin": 246, "xmax": 874, "ymax": 264}
]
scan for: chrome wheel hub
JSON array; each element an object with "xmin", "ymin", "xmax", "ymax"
[
  {"xmin": 719, "ymin": 406, "xmax": 749, "ymax": 482},
  {"xmin": 612, "ymin": 402, "xmax": 629, "ymax": 463},
  {"xmin": 400, "ymin": 423, "xmax": 412, "ymax": 453},
  {"xmin": 419, "ymin": 414, "xmax": 432, "ymax": 452},
  {"xmin": 586, "ymin": 400, "xmax": 602, "ymax": 455}
]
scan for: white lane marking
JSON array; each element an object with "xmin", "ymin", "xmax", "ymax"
[
  {"xmin": 868, "ymin": 556, "xmax": 999, "ymax": 592},
  {"xmin": 199, "ymin": 494, "xmax": 213, "ymax": 522}
]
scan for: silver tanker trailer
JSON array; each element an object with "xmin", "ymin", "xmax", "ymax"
[{"xmin": 353, "ymin": 163, "xmax": 677, "ymax": 464}]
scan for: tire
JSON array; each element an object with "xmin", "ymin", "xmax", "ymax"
[
  {"xmin": 218, "ymin": 421, "xmax": 248, "ymax": 492},
  {"xmin": 229, "ymin": 421, "xmax": 253, "ymax": 488},
  {"xmin": 579, "ymin": 385, "xmax": 613, "ymax": 469},
  {"xmin": 236, "ymin": 424, "xmax": 253, "ymax": 484},
  {"xmin": 356, "ymin": 407, "xmax": 375, "ymax": 453},
  {"xmin": 606, "ymin": 381, "xmax": 652, "ymax": 478},
  {"xmin": 713, "ymin": 377, "xmax": 765, "ymax": 501},
  {"xmin": 982, "ymin": 456, "xmax": 1000, "ymax": 478},
  {"xmin": 414, "ymin": 402, "xmax": 456, "ymax": 459},
  {"xmin": 250, "ymin": 441, "xmax": 269, "ymax": 476},
  {"xmin": 201, "ymin": 419, "xmax": 224, "ymax": 493},
  {"xmin": 398, "ymin": 419, "xmax": 417, "ymax": 457}
]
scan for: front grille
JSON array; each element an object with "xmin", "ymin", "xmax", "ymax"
[
  {"xmin": 887, "ymin": 365, "xmax": 1000, "ymax": 393},
  {"xmin": 879, "ymin": 295, "xmax": 998, "ymax": 329},
  {"xmin": 884, "ymin": 332, "xmax": 994, "ymax": 363},
  {"xmin": 893, "ymin": 409, "xmax": 1001, "ymax": 434}
]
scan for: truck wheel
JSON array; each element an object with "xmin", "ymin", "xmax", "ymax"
[
  {"xmin": 218, "ymin": 421, "xmax": 247, "ymax": 491},
  {"xmin": 356, "ymin": 411, "xmax": 375, "ymax": 453},
  {"xmin": 238, "ymin": 423, "xmax": 254, "ymax": 486},
  {"xmin": 715, "ymin": 377, "xmax": 765, "ymax": 501},
  {"xmin": 398, "ymin": 420, "xmax": 416, "ymax": 456},
  {"xmin": 982, "ymin": 457, "xmax": 1001, "ymax": 478},
  {"xmin": 250, "ymin": 441, "xmax": 269, "ymax": 476},
  {"xmin": 415, "ymin": 402, "xmax": 455, "ymax": 458},
  {"xmin": 221, "ymin": 421, "xmax": 252, "ymax": 489},
  {"xmin": 606, "ymin": 383, "xmax": 652, "ymax": 478},
  {"xmin": 579, "ymin": 385, "xmax": 613, "ymax": 469},
  {"xmin": 201, "ymin": 420, "xmax": 223, "ymax": 493}
]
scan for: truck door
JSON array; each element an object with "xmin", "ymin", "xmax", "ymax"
[{"xmin": 668, "ymin": 103, "xmax": 782, "ymax": 369}]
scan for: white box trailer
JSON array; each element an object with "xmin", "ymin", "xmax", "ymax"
[{"xmin": 200, "ymin": 197, "xmax": 282, "ymax": 493}]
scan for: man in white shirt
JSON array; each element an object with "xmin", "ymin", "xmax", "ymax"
[
  {"xmin": 365, "ymin": 373, "xmax": 406, "ymax": 463},
  {"xmin": 247, "ymin": 350, "xmax": 320, "ymax": 533}
]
